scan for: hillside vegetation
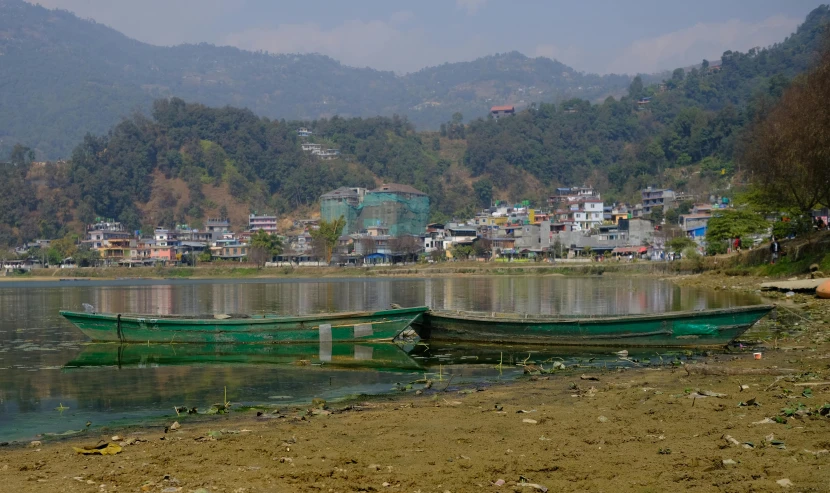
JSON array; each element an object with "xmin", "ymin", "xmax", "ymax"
[{"xmin": 1, "ymin": 6, "xmax": 829, "ymax": 248}]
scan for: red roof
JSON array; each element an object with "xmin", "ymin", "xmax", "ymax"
[
  {"xmin": 490, "ymin": 105, "xmax": 515, "ymax": 112},
  {"xmin": 612, "ymin": 246, "xmax": 648, "ymax": 254}
]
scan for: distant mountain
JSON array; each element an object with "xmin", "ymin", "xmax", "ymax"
[{"xmin": 0, "ymin": 0, "xmax": 632, "ymax": 159}]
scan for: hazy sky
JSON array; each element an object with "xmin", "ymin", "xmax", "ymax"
[{"xmin": 27, "ymin": 0, "xmax": 820, "ymax": 74}]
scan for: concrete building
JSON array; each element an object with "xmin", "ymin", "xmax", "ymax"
[
  {"xmin": 680, "ymin": 213, "xmax": 712, "ymax": 239},
  {"xmin": 320, "ymin": 187, "xmax": 366, "ymax": 235},
  {"xmin": 514, "ymin": 221, "xmax": 552, "ymax": 251},
  {"xmin": 548, "ymin": 186, "xmax": 600, "ymax": 207},
  {"xmin": 320, "ymin": 183, "xmax": 429, "ymax": 237},
  {"xmin": 642, "ymin": 187, "xmax": 676, "ymax": 215},
  {"xmin": 249, "ymin": 213, "xmax": 278, "ymax": 234},
  {"xmin": 554, "ymin": 218, "xmax": 654, "ymax": 258},
  {"xmin": 205, "ymin": 218, "xmax": 230, "ymax": 241},
  {"xmin": 441, "ymin": 223, "xmax": 477, "ymax": 251},
  {"xmin": 553, "ymin": 198, "xmax": 604, "ymax": 231},
  {"xmin": 84, "ymin": 221, "xmax": 131, "ymax": 250}
]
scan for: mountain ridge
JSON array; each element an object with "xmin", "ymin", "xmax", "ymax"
[{"xmin": 0, "ymin": 0, "xmax": 633, "ymax": 159}]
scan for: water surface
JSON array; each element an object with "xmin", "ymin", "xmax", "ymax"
[{"xmin": 0, "ymin": 276, "xmax": 759, "ymax": 441}]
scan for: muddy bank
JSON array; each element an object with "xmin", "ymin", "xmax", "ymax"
[
  {"xmin": 2, "ymin": 343, "xmax": 829, "ymax": 492},
  {"xmin": 1, "ymin": 273, "xmax": 828, "ymax": 492}
]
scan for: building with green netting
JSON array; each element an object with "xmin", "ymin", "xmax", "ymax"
[
  {"xmin": 320, "ymin": 184, "xmax": 429, "ymax": 236},
  {"xmin": 320, "ymin": 187, "xmax": 365, "ymax": 234}
]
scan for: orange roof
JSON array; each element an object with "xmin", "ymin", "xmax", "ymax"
[{"xmin": 490, "ymin": 105, "xmax": 515, "ymax": 112}]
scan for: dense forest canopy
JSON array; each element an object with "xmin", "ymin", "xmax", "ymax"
[
  {"xmin": 464, "ymin": 5, "xmax": 830, "ymax": 203},
  {"xmin": 1, "ymin": 5, "xmax": 829, "ymax": 249},
  {"xmin": 0, "ymin": 0, "xmax": 634, "ymax": 159}
]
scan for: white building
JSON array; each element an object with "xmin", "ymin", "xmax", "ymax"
[
  {"xmin": 554, "ymin": 198, "xmax": 604, "ymax": 231},
  {"xmin": 441, "ymin": 223, "xmax": 477, "ymax": 251}
]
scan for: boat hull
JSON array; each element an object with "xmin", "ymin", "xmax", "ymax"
[
  {"xmin": 60, "ymin": 307, "xmax": 428, "ymax": 344},
  {"xmin": 413, "ymin": 305, "xmax": 774, "ymax": 348}
]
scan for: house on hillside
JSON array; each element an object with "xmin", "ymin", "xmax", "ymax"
[
  {"xmin": 249, "ymin": 213, "xmax": 278, "ymax": 234},
  {"xmin": 205, "ymin": 218, "xmax": 231, "ymax": 241},
  {"xmin": 641, "ymin": 187, "xmax": 676, "ymax": 216},
  {"xmin": 490, "ymin": 105, "xmax": 515, "ymax": 120}
]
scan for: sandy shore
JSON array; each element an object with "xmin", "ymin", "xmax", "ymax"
[{"xmin": 1, "ymin": 274, "xmax": 828, "ymax": 492}]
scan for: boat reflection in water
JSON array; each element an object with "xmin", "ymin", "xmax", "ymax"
[
  {"xmin": 66, "ymin": 339, "xmax": 702, "ymax": 374},
  {"xmin": 65, "ymin": 342, "xmax": 425, "ymax": 372}
]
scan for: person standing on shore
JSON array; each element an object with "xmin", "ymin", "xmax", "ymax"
[{"xmin": 770, "ymin": 236, "xmax": 780, "ymax": 264}]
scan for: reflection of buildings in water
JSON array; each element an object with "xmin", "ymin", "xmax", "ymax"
[
  {"xmin": 373, "ymin": 281, "xmax": 392, "ymax": 311},
  {"xmin": 424, "ymin": 278, "xmax": 436, "ymax": 310},
  {"xmin": 298, "ymin": 282, "xmax": 316, "ymax": 314},
  {"xmin": 174, "ymin": 285, "xmax": 201, "ymax": 315},
  {"xmin": 539, "ymin": 280, "xmax": 554, "ymax": 315},
  {"xmin": 561, "ymin": 279, "xmax": 580, "ymax": 314},
  {"xmin": 93, "ymin": 286, "xmax": 121, "ymax": 314},
  {"xmin": 209, "ymin": 283, "xmax": 243, "ymax": 315},
  {"xmin": 48, "ymin": 277, "xmax": 727, "ymax": 323},
  {"xmin": 491, "ymin": 277, "xmax": 517, "ymax": 313},
  {"xmin": 513, "ymin": 277, "xmax": 540, "ymax": 315},
  {"xmin": 148, "ymin": 284, "xmax": 174, "ymax": 314}
]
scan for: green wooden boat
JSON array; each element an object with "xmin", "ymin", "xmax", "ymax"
[
  {"xmin": 412, "ymin": 304, "xmax": 774, "ymax": 348},
  {"xmin": 64, "ymin": 342, "xmax": 423, "ymax": 371},
  {"xmin": 59, "ymin": 306, "xmax": 428, "ymax": 344}
]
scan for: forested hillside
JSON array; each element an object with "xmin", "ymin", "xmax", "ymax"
[
  {"xmin": 464, "ymin": 5, "xmax": 830, "ymax": 203},
  {"xmin": 0, "ymin": 0, "xmax": 631, "ymax": 159},
  {"xmin": 1, "ymin": 5, "xmax": 828, "ymax": 249},
  {"xmin": 0, "ymin": 98, "xmax": 486, "ymax": 246}
]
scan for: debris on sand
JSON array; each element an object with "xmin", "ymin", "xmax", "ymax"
[{"xmin": 73, "ymin": 442, "xmax": 122, "ymax": 455}]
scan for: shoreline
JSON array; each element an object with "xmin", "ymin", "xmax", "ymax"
[
  {"xmin": 2, "ymin": 338, "xmax": 828, "ymax": 491},
  {"xmin": 0, "ymin": 261, "xmax": 653, "ymax": 282},
  {"xmin": 1, "ymin": 273, "xmax": 827, "ymax": 491}
]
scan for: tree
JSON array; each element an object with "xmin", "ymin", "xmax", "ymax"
[
  {"xmin": 73, "ymin": 245, "xmax": 100, "ymax": 267},
  {"xmin": 390, "ymin": 235, "xmax": 422, "ymax": 263},
  {"xmin": 583, "ymin": 246, "xmax": 594, "ymax": 259},
  {"xmin": 450, "ymin": 244, "xmax": 475, "ymax": 260},
  {"xmin": 310, "ymin": 216, "xmax": 346, "ymax": 264},
  {"xmin": 50, "ymin": 234, "xmax": 79, "ymax": 259},
  {"xmin": 628, "ymin": 76, "xmax": 644, "ymax": 100},
  {"xmin": 649, "ymin": 206, "xmax": 664, "ymax": 224},
  {"xmin": 704, "ymin": 209, "xmax": 769, "ymax": 255},
  {"xmin": 9, "ymin": 144, "xmax": 35, "ymax": 168},
  {"xmin": 676, "ymin": 200, "xmax": 694, "ymax": 215},
  {"xmin": 666, "ymin": 236, "xmax": 695, "ymax": 254},
  {"xmin": 472, "ymin": 237, "xmax": 492, "ymax": 259},
  {"xmin": 472, "ymin": 178, "xmax": 493, "ymax": 208},
  {"xmin": 742, "ymin": 38, "xmax": 830, "ymax": 214},
  {"xmin": 249, "ymin": 229, "xmax": 283, "ymax": 268}
]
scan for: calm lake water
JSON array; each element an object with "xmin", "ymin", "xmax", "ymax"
[{"xmin": 0, "ymin": 276, "xmax": 760, "ymax": 442}]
